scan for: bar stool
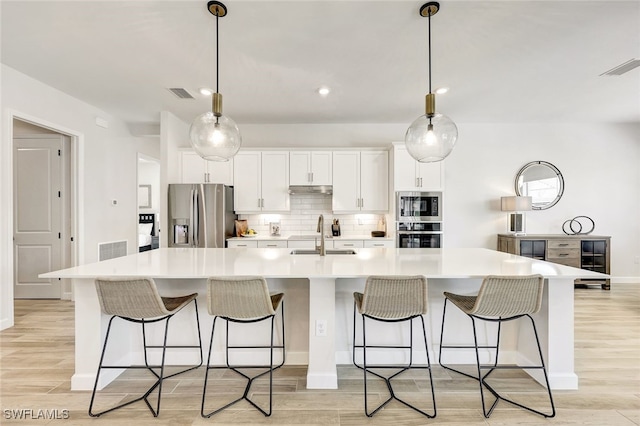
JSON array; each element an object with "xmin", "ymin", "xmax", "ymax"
[
  {"xmin": 438, "ymin": 274, "xmax": 555, "ymax": 418},
  {"xmin": 89, "ymin": 277, "xmax": 203, "ymax": 417},
  {"xmin": 201, "ymin": 276, "xmax": 285, "ymax": 418},
  {"xmin": 352, "ymin": 275, "xmax": 436, "ymax": 418}
]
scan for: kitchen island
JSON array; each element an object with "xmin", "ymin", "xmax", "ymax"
[{"xmin": 41, "ymin": 247, "xmax": 605, "ymax": 392}]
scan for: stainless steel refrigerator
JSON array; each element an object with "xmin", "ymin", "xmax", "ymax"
[{"xmin": 168, "ymin": 184, "xmax": 236, "ymax": 248}]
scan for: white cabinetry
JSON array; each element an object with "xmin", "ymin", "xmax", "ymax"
[
  {"xmin": 393, "ymin": 144, "xmax": 443, "ymax": 191},
  {"xmin": 227, "ymin": 240, "xmax": 258, "ymax": 248},
  {"xmin": 364, "ymin": 239, "xmax": 395, "ymax": 248},
  {"xmin": 180, "ymin": 150, "xmax": 233, "ymax": 184},
  {"xmin": 289, "ymin": 151, "xmax": 332, "ymax": 185},
  {"xmin": 332, "ymin": 239, "xmax": 364, "ymax": 249},
  {"xmin": 332, "ymin": 151, "xmax": 388, "ymax": 213},
  {"xmin": 233, "ymin": 151, "xmax": 290, "ymax": 213},
  {"xmin": 258, "ymin": 240, "xmax": 287, "ymax": 248},
  {"xmin": 287, "ymin": 240, "xmax": 316, "ymax": 249}
]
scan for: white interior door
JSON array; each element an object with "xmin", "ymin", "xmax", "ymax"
[{"xmin": 13, "ymin": 136, "xmax": 63, "ymax": 298}]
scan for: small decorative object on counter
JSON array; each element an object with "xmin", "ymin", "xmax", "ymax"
[
  {"xmin": 270, "ymin": 222, "xmax": 281, "ymax": 236},
  {"xmin": 234, "ymin": 219, "xmax": 248, "ymax": 237},
  {"xmin": 562, "ymin": 216, "xmax": 595, "ymax": 235},
  {"xmin": 332, "ymin": 219, "xmax": 341, "ymax": 236}
]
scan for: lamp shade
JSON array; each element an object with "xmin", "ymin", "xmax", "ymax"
[{"xmin": 501, "ymin": 196, "xmax": 532, "ymax": 212}]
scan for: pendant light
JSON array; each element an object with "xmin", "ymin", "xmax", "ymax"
[
  {"xmin": 405, "ymin": 2, "xmax": 458, "ymax": 163},
  {"xmin": 189, "ymin": 1, "xmax": 241, "ymax": 162}
]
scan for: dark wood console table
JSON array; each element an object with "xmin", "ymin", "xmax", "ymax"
[{"xmin": 497, "ymin": 234, "xmax": 611, "ymax": 290}]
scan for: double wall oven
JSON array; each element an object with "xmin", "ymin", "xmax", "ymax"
[{"xmin": 396, "ymin": 191, "xmax": 443, "ymax": 248}]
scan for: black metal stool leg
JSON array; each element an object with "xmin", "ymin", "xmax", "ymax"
[
  {"xmin": 359, "ymin": 313, "xmax": 436, "ymax": 418},
  {"xmin": 201, "ymin": 309, "xmax": 285, "ymax": 418}
]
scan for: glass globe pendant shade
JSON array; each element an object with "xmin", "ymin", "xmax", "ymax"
[
  {"xmin": 189, "ymin": 111, "xmax": 241, "ymax": 162},
  {"xmin": 405, "ymin": 113, "xmax": 458, "ymax": 162}
]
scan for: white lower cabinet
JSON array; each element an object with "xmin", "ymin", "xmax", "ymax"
[
  {"xmin": 364, "ymin": 239, "xmax": 395, "ymax": 248},
  {"xmin": 332, "ymin": 240, "xmax": 364, "ymax": 249},
  {"xmin": 258, "ymin": 240, "xmax": 287, "ymax": 248},
  {"xmin": 227, "ymin": 240, "xmax": 258, "ymax": 248}
]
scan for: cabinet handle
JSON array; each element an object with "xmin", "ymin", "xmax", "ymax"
[
  {"xmin": 559, "ymin": 253, "xmax": 569, "ymax": 257},
  {"xmin": 204, "ymin": 172, "xmax": 208, "ymax": 182},
  {"xmin": 207, "ymin": 172, "xmax": 211, "ymax": 182},
  {"xmin": 311, "ymin": 172, "xmax": 314, "ymax": 182},
  {"xmin": 416, "ymin": 177, "xmax": 420, "ymax": 187},
  {"xmin": 372, "ymin": 243, "xmax": 384, "ymax": 247},
  {"xmin": 558, "ymin": 243, "xmax": 569, "ymax": 246},
  {"xmin": 238, "ymin": 244, "xmax": 247, "ymax": 247},
  {"xmin": 308, "ymin": 172, "xmax": 311, "ymax": 183},
  {"xmin": 344, "ymin": 244, "xmax": 354, "ymax": 247},
  {"xmin": 360, "ymin": 198, "xmax": 364, "ymax": 208},
  {"xmin": 266, "ymin": 244, "xmax": 277, "ymax": 247}
]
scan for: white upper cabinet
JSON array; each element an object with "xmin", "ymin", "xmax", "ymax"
[
  {"xmin": 393, "ymin": 144, "xmax": 443, "ymax": 191},
  {"xmin": 233, "ymin": 151, "xmax": 290, "ymax": 213},
  {"xmin": 332, "ymin": 150, "xmax": 388, "ymax": 213},
  {"xmin": 289, "ymin": 151, "xmax": 332, "ymax": 185},
  {"xmin": 180, "ymin": 150, "xmax": 233, "ymax": 185}
]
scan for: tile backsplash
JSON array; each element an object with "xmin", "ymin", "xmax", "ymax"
[{"xmin": 238, "ymin": 194, "xmax": 388, "ymax": 237}]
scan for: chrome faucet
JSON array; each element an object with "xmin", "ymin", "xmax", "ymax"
[{"xmin": 316, "ymin": 214, "xmax": 325, "ymax": 256}]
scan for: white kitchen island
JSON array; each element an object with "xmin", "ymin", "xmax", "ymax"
[{"xmin": 41, "ymin": 247, "xmax": 605, "ymax": 392}]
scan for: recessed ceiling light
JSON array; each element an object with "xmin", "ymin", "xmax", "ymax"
[
  {"xmin": 317, "ymin": 87, "xmax": 330, "ymax": 97},
  {"xmin": 435, "ymin": 87, "xmax": 449, "ymax": 95},
  {"xmin": 199, "ymin": 87, "xmax": 214, "ymax": 96}
]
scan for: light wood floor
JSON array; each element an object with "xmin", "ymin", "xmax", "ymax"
[{"xmin": 1, "ymin": 284, "xmax": 639, "ymax": 425}]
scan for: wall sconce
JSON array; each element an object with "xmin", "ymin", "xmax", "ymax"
[{"xmin": 501, "ymin": 196, "xmax": 532, "ymax": 235}]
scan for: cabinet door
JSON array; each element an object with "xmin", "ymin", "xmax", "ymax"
[
  {"xmin": 180, "ymin": 151, "xmax": 208, "ymax": 183},
  {"xmin": 332, "ymin": 151, "xmax": 360, "ymax": 212},
  {"xmin": 206, "ymin": 158, "xmax": 234, "ymax": 185},
  {"xmin": 416, "ymin": 161, "xmax": 443, "ymax": 190},
  {"xmin": 261, "ymin": 151, "xmax": 290, "ymax": 212},
  {"xmin": 393, "ymin": 145, "xmax": 443, "ymax": 190},
  {"xmin": 310, "ymin": 151, "xmax": 332, "ymax": 185},
  {"xmin": 233, "ymin": 152, "xmax": 262, "ymax": 212},
  {"xmin": 333, "ymin": 240, "xmax": 364, "ymax": 249},
  {"xmin": 289, "ymin": 151, "xmax": 311, "ymax": 185},
  {"xmin": 227, "ymin": 240, "xmax": 258, "ymax": 248},
  {"xmin": 393, "ymin": 145, "xmax": 419, "ymax": 190},
  {"xmin": 360, "ymin": 151, "xmax": 388, "ymax": 212},
  {"xmin": 363, "ymin": 239, "xmax": 394, "ymax": 248}
]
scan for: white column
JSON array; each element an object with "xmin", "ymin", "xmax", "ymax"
[{"xmin": 306, "ymin": 277, "xmax": 338, "ymax": 389}]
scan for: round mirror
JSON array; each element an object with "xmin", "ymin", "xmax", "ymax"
[{"xmin": 515, "ymin": 161, "xmax": 564, "ymax": 210}]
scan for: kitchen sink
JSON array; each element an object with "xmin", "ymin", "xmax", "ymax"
[{"xmin": 290, "ymin": 249, "xmax": 357, "ymax": 255}]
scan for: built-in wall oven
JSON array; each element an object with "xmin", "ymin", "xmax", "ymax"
[
  {"xmin": 396, "ymin": 221, "xmax": 442, "ymax": 248},
  {"xmin": 396, "ymin": 191, "xmax": 443, "ymax": 248},
  {"xmin": 396, "ymin": 191, "xmax": 442, "ymax": 222}
]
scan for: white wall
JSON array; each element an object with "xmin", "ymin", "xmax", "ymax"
[{"xmin": 0, "ymin": 65, "xmax": 158, "ymax": 329}]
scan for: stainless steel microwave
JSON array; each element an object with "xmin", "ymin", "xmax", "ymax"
[{"xmin": 396, "ymin": 191, "xmax": 442, "ymax": 221}]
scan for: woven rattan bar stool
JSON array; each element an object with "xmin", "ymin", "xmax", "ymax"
[
  {"xmin": 352, "ymin": 275, "xmax": 436, "ymax": 418},
  {"xmin": 201, "ymin": 276, "xmax": 285, "ymax": 418},
  {"xmin": 89, "ymin": 277, "xmax": 203, "ymax": 417},
  {"xmin": 438, "ymin": 274, "xmax": 555, "ymax": 418}
]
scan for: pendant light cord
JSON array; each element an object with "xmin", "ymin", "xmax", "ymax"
[
  {"xmin": 215, "ymin": 10, "xmax": 219, "ymax": 94},
  {"xmin": 428, "ymin": 10, "xmax": 432, "ymax": 95}
]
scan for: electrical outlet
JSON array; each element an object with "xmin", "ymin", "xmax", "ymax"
[{"xmin": 315, "ymin": 319, "xmax": 327, "ymax": 337}]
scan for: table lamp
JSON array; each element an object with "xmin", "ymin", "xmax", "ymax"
[{"xmin": 501, "ymin": 196, "xmax": 532, "ymax": 235}]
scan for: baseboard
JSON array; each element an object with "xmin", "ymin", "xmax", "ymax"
[{"xmin": 0, "ymin": 317, "xmax": 14, "ymax": 331}]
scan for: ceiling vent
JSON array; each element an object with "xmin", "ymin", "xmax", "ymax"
[
  {"xmin": 168, "ymin": 88, "xmax": 195, "ymax": 99},
  {"xmin": 600, "ymin": 59, "xmax": 640, "ymax": 76}
]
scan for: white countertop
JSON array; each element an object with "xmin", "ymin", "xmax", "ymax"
[{"xmin": 41, "ymin": 247, "xmax": 607, "ymax": 280}]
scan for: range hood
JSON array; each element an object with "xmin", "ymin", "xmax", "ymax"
[{"xmin": 288, "ymin": 185, "xmax": 333, "ymax": 195}]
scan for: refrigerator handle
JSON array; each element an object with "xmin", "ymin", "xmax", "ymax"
[
  {"xmin": 189, "ymin": 188, "xmax": 196, "ymax": 247},
  {"xmin": 199, "ymin": 184, "xmax": 208, "ymax": 248}
]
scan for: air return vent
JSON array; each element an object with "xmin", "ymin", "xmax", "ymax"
[
  {"xmin": 168, "ymin": 88, "xmax": 195, "ymax": 99},
  {"xmin": 99, "ymin": 241, "xmax": 127, "ymax": 261},
  {"xmin": 600, "ymin": 59, "xmax": 640, "ymax": 76}
]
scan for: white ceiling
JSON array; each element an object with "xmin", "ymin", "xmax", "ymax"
[{"xmin": 2, "ymin": 1, "xmax": 639, "ymax": 130}]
